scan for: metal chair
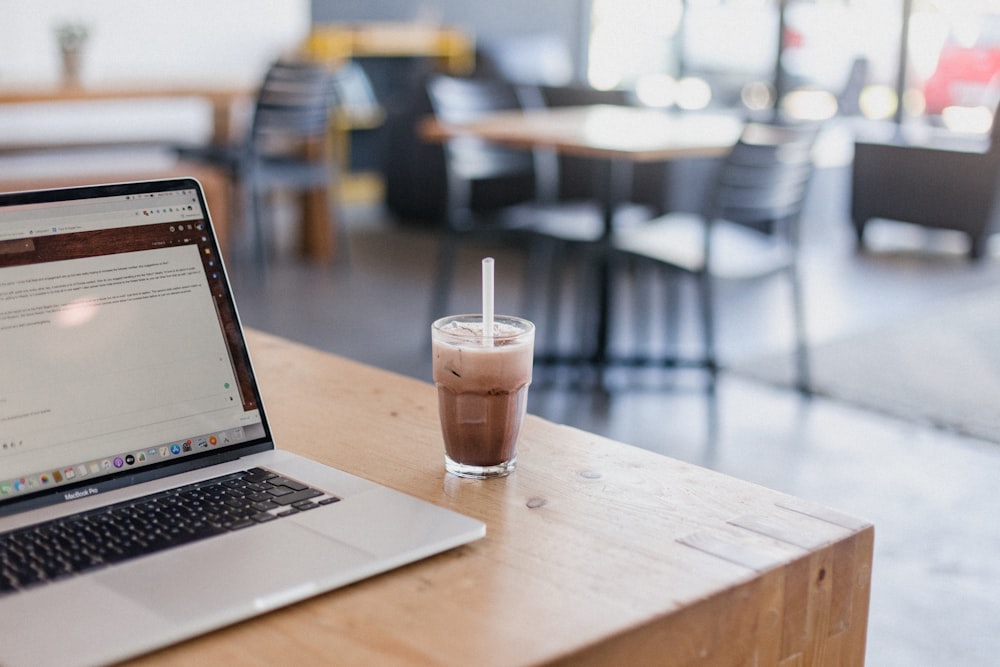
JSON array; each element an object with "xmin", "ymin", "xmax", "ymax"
[
  {"xmin": 180, "ymin": 59, "xmax": 345, "ymax": 266},
  {"xmin": 425, "ymin": 74, "xmax": 612, "ymax": 333},
  {"xmin": 613, "ymin": 121, "xmax": 819, "ymax": 394},
  {"xmin": 244, "ymin": 60, "xmax": 346, "ymax": 265}
]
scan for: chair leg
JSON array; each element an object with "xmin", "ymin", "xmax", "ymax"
[
  {"xmin": 789, "ymin": 264, "xmax": 811, "ymax": 393},
  {"xmin": 696, "ymin": 269, "xmax": 718, "ymax": 385},
  {"xmin": 541, "ymin": 240, "xmax": 564, "ymax": 358},
  {"xmin": 694, "ymin": 269, "xmax": 720, "ymax": 452},
  {"xmin": 431, "ymin": 230, "xmax": 459, "ymax": 323},
  {"xmin": 324, "ymin": 188, "xmax": 350, "ymax": 267},
  {"xmin": 584, "ymin": 244, "xmax": 611, "ymax": 363},
  {"xmin": 633, "ymin": 259, "xmax": 661, "ymax": 360},
  {"xmin": 618, "ymin": 254, "xmax": 642, "ymax": 358},
  {"xmin": 250, "ymin": 185, "xmax": 269, "ymax": 269},
  {"xmin": 705, "ymin": 365, "xmax": 720, "ymax": 457},
  {"xmin": 696, "ymin": 271, "xmax": 716, "ymax": 367},
  {"xmin": 969, "ymin": 231, "xmax": 987, "ymax": 261},
  {"xmin": 230, "ymin": 177, "xmax": 254, "ymax": 263},
  {"xmin": 852, "ymin": 219, "xmax": 867, "ymax": 254},
  {"xmin": 663, "ymin": 267, "xmax": 682, "ymax": 357},
  {"xmin": 522, "ymin": 236, "xmax": 551, "ymax": 323},
  {"xmin": 335, "ymin": 213, "xmax": 351, "ymax": 266}
]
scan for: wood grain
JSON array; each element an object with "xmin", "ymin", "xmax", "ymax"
[{"xmin": 129, "ymin": 330, "xmax": 872, "ymax": 666}]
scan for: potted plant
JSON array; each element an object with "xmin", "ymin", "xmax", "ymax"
[{"xmin": 54, "ymin": 21, "xmax": 90, "ymax": 86}]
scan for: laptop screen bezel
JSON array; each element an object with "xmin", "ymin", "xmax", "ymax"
[{"xmin": 0, "ymin": 178, "xmax": 275, "ymax": 517}]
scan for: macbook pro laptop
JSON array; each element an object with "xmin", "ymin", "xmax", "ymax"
[{"xmin": 0, "ymin": 178, "xmax": 485, "ymax": 667}]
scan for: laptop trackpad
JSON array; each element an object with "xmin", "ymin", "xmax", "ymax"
[{"xmin": 97, "ymin": 521, "xmax": 375, "ymax": 620}]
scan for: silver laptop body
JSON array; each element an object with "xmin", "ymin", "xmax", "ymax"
[{"xmin": 0, "ymin": 179, "xmax": 484, "ymax": 667}]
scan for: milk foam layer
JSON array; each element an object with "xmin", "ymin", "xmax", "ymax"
[{"xmin": 436, "ymin": 320, "xmax": 524, "ymax": 344}]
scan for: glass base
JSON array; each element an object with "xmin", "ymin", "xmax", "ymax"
[{"xmin": 445, "ymin": 454, "xmax": 517, "ymax": 479}]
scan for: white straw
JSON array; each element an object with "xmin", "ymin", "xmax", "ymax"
[{"xmin": 482, "ymin": 257, "xmax": 495, "ymax": 346}]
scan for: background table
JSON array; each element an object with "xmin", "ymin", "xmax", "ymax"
[
  {"xmin": 419, "ymin": 105, "xmax": 742, "ymax": 164},
  {"xmin": 0, "ymin": 83, "xmax": 341, "ymax": 263},
  {"xmin": 420, "ymin": 105, "xmax": 743, "ymax": 366},
  {"xmin": 0, "ymin": 82, "xmax": 251, "ymax": 147},
  {"xmin": 131, "ymin": 330, "xmax": 873, "ymax": 666}
]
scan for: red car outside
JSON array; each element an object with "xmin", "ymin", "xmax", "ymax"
[{"xmin": 923, "ymin": 22, "xmax": 1000, "ymax": 115}]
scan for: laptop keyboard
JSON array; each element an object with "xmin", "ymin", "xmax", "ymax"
[{"xmin": 0, "ymin": 467, "xmax": 340, "ymax": 596}]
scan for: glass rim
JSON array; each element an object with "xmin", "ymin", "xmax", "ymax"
[{"xmin": 431, "ymin": 314, "xmax": 534, "ymax": 342}]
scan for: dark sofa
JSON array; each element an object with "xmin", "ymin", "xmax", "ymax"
[{"xmin": 851, "ymin": 110, "xmax": 1000, "ymax": 259}]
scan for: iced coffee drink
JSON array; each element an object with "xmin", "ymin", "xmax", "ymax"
[{"xmin": 432, "ymin": 314, "xmax": 534, "ymax": 479}]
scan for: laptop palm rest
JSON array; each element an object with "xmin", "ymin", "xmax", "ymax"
[{"xmin": 97, "ymin": 519, "xmax": 374, "ymax": 620}]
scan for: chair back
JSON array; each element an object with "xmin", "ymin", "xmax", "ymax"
[
  {"xmin": 249, "ymin": 60, "xmax": 338, "ymax": 158},
  {"xmin": 989, "ymin": 102, "xmax": 1000, "ymax": 152},
  {"xmin": 425, "ymin": 74, "xmax": 537, "ymax": 184},
  {"xmin": 476, "ymin": 33, "xmax": 574, "ymax": 87},
  {"xmin": 707, "ymin": 122, "xmax": 819, "ymax": 239}
]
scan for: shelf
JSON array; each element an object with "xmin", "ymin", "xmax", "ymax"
[
  {"xmin": 302, "ymin": 23, "xmax": 474, "ymax": 74},
  {"xmin": 301, "ymin": 23, "xmax": 475, "ymax": 205}
]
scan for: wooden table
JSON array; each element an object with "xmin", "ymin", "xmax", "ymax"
[
  {"xmin": 420, "ymin": 105, "xmax": 744, "ymax": 366},
  {"xmin": 0, "ymin": 82, "xmax": 252, "ymax": 255},
  {"xmin": 418, "ymin": 104, "xmax": 742, "ymax": 163},
  {"xmin": 0, "ymin": 82, "xmax": 252, "ymax": 146},
  {"xmin": 133, "ymin": 330, "xmax": 873, "ymax": 666},
  {"xmin": 0, "ymin": 82, "xmax": 339, "ymax": 263}
]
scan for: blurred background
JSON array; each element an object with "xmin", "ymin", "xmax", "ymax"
[
  {"xmin": 3, "ymin": 2, "xmax": 1000, "ymax": 666},
  {"xmin": 4, "ymin": 1, "xmax": 1000, "ymax": 170}
]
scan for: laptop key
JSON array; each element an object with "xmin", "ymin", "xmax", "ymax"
[
  {"xmin": 252, "ymin": 500, "xmax": 279, "ymax": 512},
  {"xmin": 270, "ymin": 488, "xmax": 322, "ymax": 506},
  {"xmin": 243, "ymin": 468, "xmax": 276, "ymax": 483},
  {"xmin": 270, "ymin": 477, "xmax": 308, "ymax": 491},
  {"xmin": 0, "ymin": 468, "xmax": 338, "ymax": 596}
]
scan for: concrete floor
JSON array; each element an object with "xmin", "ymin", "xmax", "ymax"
[{"xmin": 227, "ymin": 157, "xmax": 1000, "ymax": 666}]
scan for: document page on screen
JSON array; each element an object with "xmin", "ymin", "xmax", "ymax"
[{"xmin": 0, "ymin": 190, "xmax": 263, "ymax": 493}]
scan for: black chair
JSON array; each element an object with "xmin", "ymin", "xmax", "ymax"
[
  {"xmin": 613, "ymin": 121, "xmax": 819, "ymax": 394},
  {"xmin": 837, "ymin": 56, "xmax": 870, "ymax": 117},
  {"xmin": 426, "ymin": 74, "xmax": 615, "ymax": 332},
  {"xmin": 180, "ymin": 60, "xmax": 344, "ymax": 266},
  {"xmin": 475, "ymin": 33, "xmax": 574, "ymax": 87},
  {"xmin": 851, "ymin": 105, "xmax": 1000, "ymax": 259}
]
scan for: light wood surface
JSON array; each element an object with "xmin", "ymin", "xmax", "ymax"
[
  {"xmin": 0, "ymin": 82, "xmax": 252, "ymax": 145},
  {"xmin": 419, "ymin": 104, "xmax": 743, "ymax": 162},
  {"xmin": 130, "ymin": 330, "xmax": 873, "ymax": 666}
]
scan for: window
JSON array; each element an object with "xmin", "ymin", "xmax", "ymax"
[
  {"xmin": 588, "ymin": 0, "xmax": 777, "ymax": 111},
  {"xmin": 588, "ymin": 0, "xmax": 1000, "ymax": 132}
]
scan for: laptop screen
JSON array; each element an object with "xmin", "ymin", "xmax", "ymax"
[{"xmin": 0, "ymin": 179, "xmax": 271, "ymax": 514}]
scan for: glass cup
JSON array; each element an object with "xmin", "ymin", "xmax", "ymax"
[{"xmin": 431, "ymin": 314, "xmax": 535, "ymax": 479}]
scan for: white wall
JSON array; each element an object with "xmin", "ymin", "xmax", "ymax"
[
  {"xmin": 0, "ymin": 0, "xmax": 311, "ymax": 86},
  {"xmin": 0, "ymin": 1, "xmax": 311, "ymax": 150}
]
